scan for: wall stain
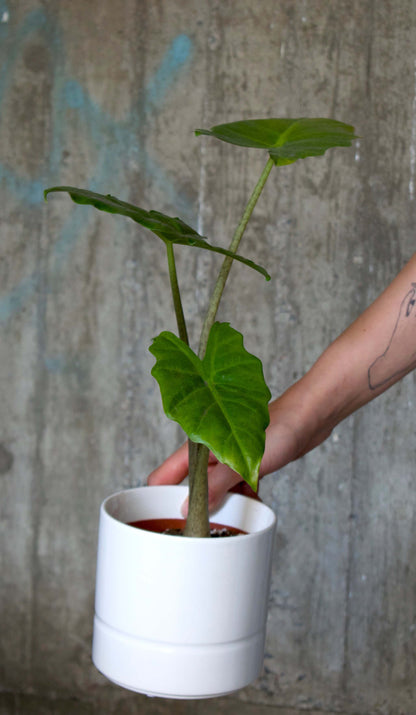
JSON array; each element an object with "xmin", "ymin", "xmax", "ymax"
[{"xmin": 0, "ymin": 443, "xmax": 13, "ymax": 474}]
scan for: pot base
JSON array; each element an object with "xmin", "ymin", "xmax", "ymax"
[{"xmin": 93, "ymin": 613, "xmax": 266, "ymax": 699}]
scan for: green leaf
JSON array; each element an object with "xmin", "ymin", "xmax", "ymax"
[
  {"xmin": 150, "ymin": 322, "xmax": 271, "ymax": 489},
  {"xmin": 44, "ymin": 186, "xmax": 270, "ymax": 280},
  {"xmin": 196, "ymin": 118, "xmax": 357, "ymax": 165}
]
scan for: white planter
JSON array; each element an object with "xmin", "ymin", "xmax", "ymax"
[{"xmin": 92, "ymin": 485, "xmax": 276, "ymax": 699}]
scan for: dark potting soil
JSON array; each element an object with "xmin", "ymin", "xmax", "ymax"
[{"xmin": 128, "ymin": 518, "xmax": 247, "ymax": 537}]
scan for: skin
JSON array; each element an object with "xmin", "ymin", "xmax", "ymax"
[{"xmin": 148, "ymin": 252, "xmax": 416, "ymax": 514}]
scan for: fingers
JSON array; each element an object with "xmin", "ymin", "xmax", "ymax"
[
  {"xmin": 147, "ymin": 442, "xmax": 189, "ymax": 486},
  {"xmin": 181, "ymin": 462, "xmax": 243, "ymax": 517},
  {"xmin": 208, "ymin": 462, "xmax": 243, "ymax": 511},
  {"xmin": 229, "ymin": 481, "xmax": 262, "ymax": 502},
  {"xmin": 147, "ymin": 443, "xmax": 259, "ymax": 517},
  {"xmin": 147, "ymin": 443, "xmax": 221, "ymax": 487}
]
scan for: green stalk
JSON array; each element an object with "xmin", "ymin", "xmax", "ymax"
[
  {"xmin": 166, "ymin": 242, "xmax": 189, "ymax": 345},
  {"xmin": 185, "ymin": 156, "xmax": 275, "ymax": 537},
  {"xmin": 164, "ymin": 244, "xmax": 199, "ymax": 507},
  {"xmin": 183, "ymin": 443, "xmax": 210, "ymax": 537},
  {"xmin": 198, "ymin": 157, "xmax": 274, "ymax": 359}
]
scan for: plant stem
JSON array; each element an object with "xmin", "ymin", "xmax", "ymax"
[
  {"xmin": 185, "ymin": 156, "xmax": 275, "ymax": 538},
  {"xmin": 187, "ymin": 439, "xmax": 198, "ymax": 487},
  {"xmin": 166, "ymin": 242, "xmax": 189, "ymax": 345},
  {"xmin": 184, "ymin": 443, "xmax": 210, "ymax": 537},
  {"xmin": 198, "ymin": 156, "xmax": 274, "ymax": 359},
  {"xmin": 164, "ymin": 243, "xmax": 201, "ymax": 514}
]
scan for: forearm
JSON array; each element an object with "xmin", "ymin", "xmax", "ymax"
[
  {"xmin": 148, "ymin": 253, "xmax": 416, "ymax": 504},
  {"xmin": 264, "ymin": 252, "xmax": 416, "ymax": 471}
]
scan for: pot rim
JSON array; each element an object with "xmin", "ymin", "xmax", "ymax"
[{"xmin": 101, "ymin": 484, "xmax": 276, "ymax": 542}]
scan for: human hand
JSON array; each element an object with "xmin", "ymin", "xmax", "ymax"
[
  {"xmin": 147, "ymin": 388, "xmax": 317, "ymax": 514},
  {"xmin": 147, "ymin": 443, "xmax": 248, "ymax": 515}
]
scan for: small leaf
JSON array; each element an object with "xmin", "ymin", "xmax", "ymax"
[
  {"xmin": 150, "ymin": 322, "xmax": 271, "ymax": 489},
  {"xmin": 196, "ymin": 118, "xmax": 357, "ymax": 165},
  {"xmin": 44, "ymin": 186, "xmax": 270, "ymax": 280}
]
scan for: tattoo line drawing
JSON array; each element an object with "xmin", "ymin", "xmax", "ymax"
[{"xmin": 368, "ymin": 282, "xmax": 416, "ymax": 390}]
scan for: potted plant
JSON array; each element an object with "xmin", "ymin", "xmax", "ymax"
[{"xmin": 45, "ymin": 118, "xmax": 356, "ymax": 699}]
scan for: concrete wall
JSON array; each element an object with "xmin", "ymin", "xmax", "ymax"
[{"xmin": 1, "ymin": 1, "xmax": 416, "ymax": 713}]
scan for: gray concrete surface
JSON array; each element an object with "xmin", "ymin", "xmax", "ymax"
[{"xmin": 1, "ymin": 1, "xmax": 416, "ymax": 713}]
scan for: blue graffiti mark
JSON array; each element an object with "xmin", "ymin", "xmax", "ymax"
[
  {"xmin": 0, "ymin": 9, "xmax": 194, "ymax": 325},
  {"xmin": 0, "ymin": 165, "xmax": 43, "ymax": 204},
  {"xmin": 144, "ymin": 34, "xmax": 193, "ymax": 108},
  {"xmin": 0, "ymin": 274, "xmax": 38, "ymax": 323},
  {"xmin": 43, "ymin": 353, "xmax": 89, "ymax": 384},
  {"xmin": 64, "ymin": 80, "xmax": 85, "ymax": 110}
]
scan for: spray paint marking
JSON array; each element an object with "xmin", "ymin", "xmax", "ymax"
[{"xmin": 0, "ymin": 10, "xmax": 193, "ymax": 323}]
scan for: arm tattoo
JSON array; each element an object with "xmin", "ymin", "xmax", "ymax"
[{"xmin": 368, "ymin": 282, "xmax": 416, "ymax": 390}]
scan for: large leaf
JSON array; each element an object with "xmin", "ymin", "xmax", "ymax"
[
  {"xmin": 196, "ymin": 118, "xmax": 357, "ymax": 166},
  {"xmin": 44, "ymin": 187, "xmax": 270, "ymax": 280},
  {"xmin": 150, "ymin": 322, "xmax": 271, "ymax": 489}
]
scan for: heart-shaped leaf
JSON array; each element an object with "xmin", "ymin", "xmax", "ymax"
[
  {"xmin": 150, "ymin": 322, "xmax": 271, "ymax": 489},
  {"xmin": 44, "ymin": 187, "xmax": 270, "ymax": 280},
  {"xmin": 196, "ymin": 118, "xmax": 357, "ymax": 165}
]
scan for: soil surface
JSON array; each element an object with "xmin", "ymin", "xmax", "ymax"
[{"xmin": 128, "ymin": 518, "xmax": 247, "ymax": 537}]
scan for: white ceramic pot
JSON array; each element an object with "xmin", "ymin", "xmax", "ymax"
[{"xmin": 92, "ymin": 485, "xmax": 276, "ymax": 699}]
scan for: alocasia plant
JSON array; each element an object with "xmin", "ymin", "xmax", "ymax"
[{"xmin": 45, "ymin": 118, "xmax": 356, "ymax": 537}]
